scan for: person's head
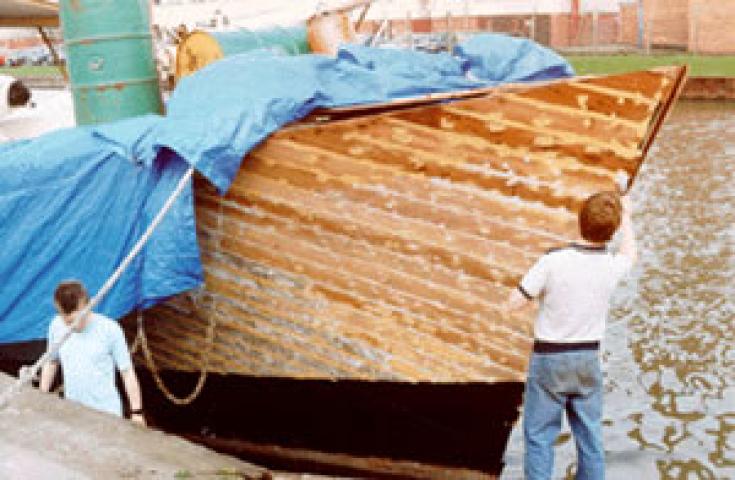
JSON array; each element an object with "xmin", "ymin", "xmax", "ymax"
[
  {"xmin": 7, "ymin": 80, "xmax": 30, "ymax": 108},
  {"xmin": 53, "ymin": 280, "xmax": 90, "ymax": 330},
  {"xmin": 0, "ymin": 75, "xmax": 31, "ymax": 117},
  {"xmin": 578, "ymin": 191, "xmax": 622, "ymax": 244}
]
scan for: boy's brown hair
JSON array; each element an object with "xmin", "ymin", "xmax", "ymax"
[
  {"xmin": 54, "ymin": 280, "xmax": 88, "ymax": 315},
  {"xmin": 579, "ymin": 191, "xmax": 622, "ymax": 243}
]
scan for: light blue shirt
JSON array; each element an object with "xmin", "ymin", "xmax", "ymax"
[{"xmin": 47, "ymin": 313, "xmax": 132, "ymax": 416}]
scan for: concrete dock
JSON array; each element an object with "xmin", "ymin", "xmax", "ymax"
[{"xmin": 0, "ymin": 373, "xmax": 314, "ymax": 479}]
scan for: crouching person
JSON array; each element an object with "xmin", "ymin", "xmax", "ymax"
[
  {"xmin": 40, "ymin": 280, "xmax": 145, "ymax": 425},
  {"xmin": 506, "ymin": 191, "xmax": 637, "ymax": 479}
]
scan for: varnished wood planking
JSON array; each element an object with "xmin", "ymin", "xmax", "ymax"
[{"xmin": 137, "ymin": 67, "xmax": 686, "ymax": 382}]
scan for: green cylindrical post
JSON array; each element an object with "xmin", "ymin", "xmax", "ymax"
[{"xmin": 60, "ymin": 0, "xmax": 163, "ymax": 125}]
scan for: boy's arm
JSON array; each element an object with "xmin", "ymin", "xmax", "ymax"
[
  {"xmin": 618, "ymin": 195, "xmax": 637, "ymax": 265},
  {"xmin": 39, "ymin": 360, "xmax": 59, "ymax": 393},
  {"xmin": 109, "ymin": 321, "xmax": 145, "ymax": 425},
  {"xmin": 121, "ymin": 368, "xmax": 145, "ymax": 426},
  {"xmin": 40, "ymin": 322, "xmax": 60, "ymax": 393},
  {"xmin": 505, "ymin": 253, "xmax": 548, "ymax": 314}
]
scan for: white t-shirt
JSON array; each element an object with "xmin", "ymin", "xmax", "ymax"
[
  {"xmin": 48, "ymin": 313, "xmax": 132, "ymax": 416},
  {"xmin": 519, "ymin": 244, "xmax": 633, "ymax": 343}
]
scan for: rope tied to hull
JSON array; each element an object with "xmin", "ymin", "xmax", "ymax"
[
  {"xmin": 130, "ymin": 290, "xmax": 217, "ymax": 405},
  {"xmin": 0, "ymin": 166, "xmax": 196, "ymax": 410},
  {"xmin": 128, "ymin": 191, "xmax": 225, "ymax": 405}
]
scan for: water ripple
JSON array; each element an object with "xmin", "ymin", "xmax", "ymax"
[{"xmin": 503, "ymin": 101, "xmax": 735, "ymax": 479}]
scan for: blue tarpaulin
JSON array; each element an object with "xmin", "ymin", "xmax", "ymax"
[{"xmin": 0, "ymin": 34, "xmax": 573, "ymax": 343}]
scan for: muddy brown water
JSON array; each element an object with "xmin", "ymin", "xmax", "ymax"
[{"xmin": 502, "ymin": 101, "xmax": 735, "ymax": 479}]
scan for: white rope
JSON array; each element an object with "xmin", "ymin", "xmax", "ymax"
[
  {"xmin": 129, "ymin": 201, "xmax": 223, "ymax": 406},
  {"xmin": 0, "ymin": 165, "xmax": 196, "ymax": 409},
  {"xmin": 131, "ymin": 299, "xmax": 216, "ymax": 405}
]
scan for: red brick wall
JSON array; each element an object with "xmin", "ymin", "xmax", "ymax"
[
  {"xmin": 369, "ymin": 17, "xmax": 481, "ymax": 36},
  {"xmin": 360, "ymin": 15, "xmax": 533, "ymax": 40},
  {"xmin": 387, "ymin": 18, "xmax": 409, "ymax": 35},
  {"xmin": 549, "ymin": 13, "xmax": 571, "ymax": 48},
  {"xmin": 1, "ymin": 38, "xmax": 44, "ymax": 49},
  {"xmin": 689, "ymin": 0, "xmax": 735, "ymax": 53},
  {"xmin": 549, "ymin": 13, "xmax": 620, "ymax": 48},
  {"xmin": 597, "ymin": 13, "xmax": 621, "ymax": 45},
  {"xmin": 356, "ymin": 3, "xmax": 735, "ymax": 53},
  {"xmin": 362, "ymin": 12, "xmax": 626, "ymax": 50},
  {"xmin": 619, "ymin": 3, "xmax": 639, "ymax": 45},
  {"xmin": 355, "ymin": 19, "xmax": 377, "ymax": 35},
  {"xmin": 412, "ymin": 18, "xmax": 432, "ymax": 34},
  {"xmin": 643, "ymin": 0, "xmax": 688, "ymax": 48}
]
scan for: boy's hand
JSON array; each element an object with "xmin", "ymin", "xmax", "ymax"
[
  {"xmin": 131, "ymin": 413, "xmax": 146, "ymax": 426},
  {"xmin": 620, "ymin": 194, "xmax": 633, "ymax": 217}
]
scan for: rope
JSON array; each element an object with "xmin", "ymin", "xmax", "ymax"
[
  {"xmin": 0, "ymin": 166, "xmax": 196, "ymax": 410},
  {"xmin": 131, "ymin": 291, "xmax": 216, "ymax": 405}
]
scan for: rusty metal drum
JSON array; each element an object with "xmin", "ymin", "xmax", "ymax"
[{"xmin": 60, "ymin": 0, "xmax": 163, "ymax": 125}]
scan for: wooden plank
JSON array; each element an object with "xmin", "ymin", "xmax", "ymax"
[
  {"xmin": 0, "ymin": 16, "xmax": 58, "ymax": 27},
  {"xmin": 0, "ymin": 0, "xmax": 58, "ymax": 27}
]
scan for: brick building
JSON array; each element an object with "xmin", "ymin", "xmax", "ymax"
[
  {"xmin": 688, "ymin": 0, "xmax": 735, "ymax": 54},
  {"xmin": 359, "ymin": 0, "xmax": 735, "ymax": 53},
  {"xmin": 636, "ymin": 0, "xmax": 735, "ymax": 53},
  {"xmin": 360, "ymin": 0, "xmax": 627, "ymax": 48},
  {"xmin": 0, "ymin": 28, "xmax": 44, "ymax": 49},
  {"xmin": 642, "ymin": 0, "xmax": 688, "ymax": 49},
  {"xmin": 1, "ymin": 0, "xmax": 733, "ymax": 54}
]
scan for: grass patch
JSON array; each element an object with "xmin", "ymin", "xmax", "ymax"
[
  {"xmin": 565, "ymin": 54, "xmax": 735, "ymax": 77},
  {"xmin": 5, "ymin": 54, "xmax": 735, "ymax": 79},
  {"xmin": 0, "ymin": 65, "xmax": 64, "ymax": 77}
]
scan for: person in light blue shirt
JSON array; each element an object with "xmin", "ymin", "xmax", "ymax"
[{"xmin": 39, "ymin": 280, "xmax": 145, "ymax": 425}]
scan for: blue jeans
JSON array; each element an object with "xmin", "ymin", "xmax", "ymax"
[{"xmin": 523, "ymin": 349, "xmax": 604, "ymax": 480}]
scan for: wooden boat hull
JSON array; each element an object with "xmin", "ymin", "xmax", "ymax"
[{"xmin": 134, "ymin": 66, "xmax": 687, "ymax": 383}]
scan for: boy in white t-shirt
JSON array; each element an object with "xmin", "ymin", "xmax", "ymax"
[
  {"xmin": 39, "ymin": 280, "xmax": 145, "ymax": 425},
  {"xmin": 506, "ymin": 192, "xmax": 636, "ymax": 480}
]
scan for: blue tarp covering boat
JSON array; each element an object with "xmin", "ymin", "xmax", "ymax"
[{"xmin": 0, "ymin": 34, "xmax": 573, "ymax": 343}]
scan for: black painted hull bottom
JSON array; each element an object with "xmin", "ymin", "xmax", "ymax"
[
  {"xmin": 140, "ymin": 371, "xmax": 523, "ymax": 476},
  {"xmin": 0, "ymin": 342, "xmax": 523, "ymax": 477}
]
